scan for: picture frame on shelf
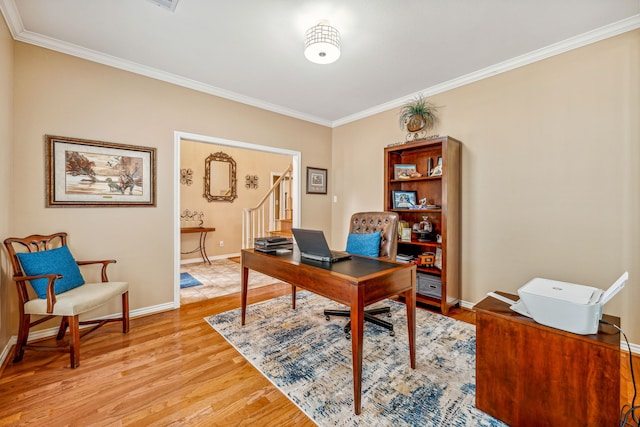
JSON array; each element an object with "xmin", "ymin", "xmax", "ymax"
[
  {"xmin": 392, "ymin": 190, "xmax": 417, "ymax": 209},
  {"xmin": 435, "ymin": 247, "xmax": 442, "ymax": 270},
  {"xmin": 393, "ymin": 164, "xmax": 417, "ymax": 180},
  {"xmin": 306, "ymin": 167, "xmax": 327, "ymax": 194},
  {"xmin": 45, "ymin": 135, "xmax": 156, "ymax": 207}
]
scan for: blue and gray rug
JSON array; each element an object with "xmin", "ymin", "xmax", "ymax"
[{"xmin": 205, "ymin": 291, "xmax": 507, "ymax": 427}]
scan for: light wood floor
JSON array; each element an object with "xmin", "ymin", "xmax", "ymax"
[{"xmin": 0, "ymin": 284, "xmax": 637, "ymax": 426}]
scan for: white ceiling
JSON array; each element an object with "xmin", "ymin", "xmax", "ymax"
[{"xmin": 1, "ymin": 0, "xmax": 639, "ymax": 127}]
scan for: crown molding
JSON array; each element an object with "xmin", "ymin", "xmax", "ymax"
[
  {"xmin": 0, "ymin": 0, "xmax": 23, "ymax": 38},
  {"xmin": 15, "ymin": 30, "xmax": 333, "ymax": 127},
  {"xmin": 1, "ymin": 0, "xmax": 638, "ymax": 129},
  {"xmin": 0, "ymin": 0, "xmax": 331, "ymax": 127},
  {"xmin": 332, "ymin": 14, "xmax": 640, "ymax": 128}
]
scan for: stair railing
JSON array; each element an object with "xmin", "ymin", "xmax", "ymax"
[{"xmin": 242, "ymin": 164, "xmax": 293, "ymax": 249}]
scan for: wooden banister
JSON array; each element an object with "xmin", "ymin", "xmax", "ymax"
[{"xmin": 242, "ymin": 164, "xmax": 293, "ymax": 248}]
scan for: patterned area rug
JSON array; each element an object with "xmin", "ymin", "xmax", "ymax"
[
  {"xmin": 205, "ymin": 291, "xmax": 507, "ymax": 427},
  {"xmin": 181, "ymin": 258, "xmax": 285, "ymax": 304}
]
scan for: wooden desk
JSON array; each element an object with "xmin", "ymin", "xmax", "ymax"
[
  {"xmin": 241, "ymin": 248, "xmax": 416, "ymax": 415},
  {"xmin": 474, "ymin": 293, "xmax": 620, "ymax": 427},
  {"xmin": 180, "ymin": 227, "xmax": 215, "ymax": 264}
]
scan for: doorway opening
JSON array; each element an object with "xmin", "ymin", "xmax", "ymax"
[{"xmin": 173, "ymin": 131, "xmax": 301, "ymax": 307}]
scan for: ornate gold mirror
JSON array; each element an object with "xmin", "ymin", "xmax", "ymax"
[{"xmin": 203, "ymin": 151, "xmax": 237, "ymax": 202}]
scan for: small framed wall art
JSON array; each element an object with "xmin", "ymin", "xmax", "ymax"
[{"xmin": 306, "ymin": 167, "xmax": 327, "ymax": 194}]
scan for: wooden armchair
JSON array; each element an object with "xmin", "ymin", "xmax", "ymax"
[{"xmin": 3, "ymin": 232, "xmax": 130, "ymax": 368}]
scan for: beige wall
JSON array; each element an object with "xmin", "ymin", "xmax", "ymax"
[
  {"xmin": 333, "ymin": 30, "xmax": 640, "ymax": 342},
  {"xmin": 1, "ymin": 26, "xmax": 639, "ymax": 353},
  {"xmin": 0, "ymin": 15, "xmax": 13, "ymax": 349},
  {"xmin": 180, "ymin": 140, "xmax": 292, "ymax": 259},
  {"xmin": 5, "ymin": 42, "xmax": 331, "ymax": 341}
]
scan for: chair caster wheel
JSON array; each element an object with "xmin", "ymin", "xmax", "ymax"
[
  {"xmin": 325, "ymin": 315, "xmax": 330, "ymax": 321},
  {"xmin": 387, "ymin": 313, "xmax": 392, "ymax": 318},
  {"xmin": 345, "ymin": 334, "xmax": 351, "ymax": 340},
  {"xmin": 389, "ymin": 331, "xmax": 395, "ymax": 337}
]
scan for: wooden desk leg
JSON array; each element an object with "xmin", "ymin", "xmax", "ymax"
[
  {"xmin": 241, "ymin": 265, "xmax": 249, "ymax": 325},
  {"xmin": 405, "ymin": 274, "xmax": 416, "ymax": 369},
  {"xmin": 291, "ymin": 285, "xmax": 296, "ymax": 309},
  {"xmin": 349, "ymin": 286, "xmax": 365, "ymax": 415}
]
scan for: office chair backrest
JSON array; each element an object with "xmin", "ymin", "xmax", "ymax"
[{"xmin": 348, "ymin": 212, "xmax": 398, "ymax": 260}]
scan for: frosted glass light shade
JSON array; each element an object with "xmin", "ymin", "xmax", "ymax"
[{"xmin": 304, "ymin": 23, "xmax": 341, "ymax": 64}]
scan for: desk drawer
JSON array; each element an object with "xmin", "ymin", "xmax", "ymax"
[{"xmin": 417, "ymin": 273, "xmax": 442, "ymax": 299}]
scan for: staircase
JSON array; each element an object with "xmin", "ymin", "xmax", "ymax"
[{"xmin": 242, "ymin": 164, "xmax": 293, "ymax": 249}]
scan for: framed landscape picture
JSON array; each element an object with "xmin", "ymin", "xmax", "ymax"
[
  {"xmin": 45, "ymin": 135, "xmax": 157, "ymax": 207},
  {"xmin": 394, "ymin": 164, "xmax": 417, "ymax": 180}
]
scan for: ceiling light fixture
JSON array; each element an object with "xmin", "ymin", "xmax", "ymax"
[
  {"xmin": 304, "ymin": 20, "xmax": 341, "ymax": 65},
  {"xmin": 146, "ymin": 0, "xmax": 179, "ymax": 12}
]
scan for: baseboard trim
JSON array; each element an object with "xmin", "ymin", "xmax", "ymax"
[
  {"xmin": 0, "ymin": 301, "xmax": 175, "ymax": 370},
  {"xmin": 180, "ymin": 253, "xmax": 240, "ymax": 265}
]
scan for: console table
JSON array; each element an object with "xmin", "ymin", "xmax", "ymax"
[
  {"xmin": 180, "ymin": 227, "xmax": 215, "ymax": 264},
  {"xmin": 474, "ymin": 292, "xmax": 620, "ymax": 427}
]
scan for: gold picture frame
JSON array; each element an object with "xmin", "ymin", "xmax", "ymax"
[{"xmin": 45, "ymin": 135, "xmax": 157, "ymax": 207}]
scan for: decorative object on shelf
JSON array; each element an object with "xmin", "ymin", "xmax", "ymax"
[
  {"xmin": 181, "ymin": 209, "xmax": 204, "ymax": 227},
  {"xmin": 399, "ymin": 95, "xmax": 440, "ymax": 141},
  {"xmin": 418, "ymin": 252, "xmax": 436, "ymax": 267},
  {"xmin": 392, "ymin": 190, "xmax": 417, "ymax": 209},
  {"xmin": 398, "ymin": 220, "xmax": 411, "ymax": 239},
  {"xmin": 245, "ymin": 174, "xmax": 259, "ymax": 189},
  {"xmin": 180, "ymin": 168, "xmax": 193, "ymax": 186},
  {"xmin": 45, "ymin": 135, "xmax": 156, "ymax": 207},
  {"xmin": 304, "ymin": 20, "xmax": 341, "ymax": 64},
  {"xmin": 414, "ymin": 215, "xmax": 435, "ymax": 242},
  {"xmin": 306, "ymin": 167, "xmax": 327, "ymax": 194},
  {"xmin": 203, "ymin": 151, "xmax": 237, "ymax": 202},
  {"xmin": 431, "ymin": 157, "xmax": 443, "ymax": 176}
]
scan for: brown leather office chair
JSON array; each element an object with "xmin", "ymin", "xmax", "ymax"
[
  {"xmin": 324, "ymin": 211, "xmax": 399, "ymax": 338},
  {"xmin": 4, "ymin": 232, "xmax": 130, "ymax": 368}
]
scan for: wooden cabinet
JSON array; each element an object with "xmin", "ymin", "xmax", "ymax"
[
  {"xmin": 474, "ymin": 294, "xmax": 621, "ymax": 426},
  {"xmin": 384, "ymin": 136, "xmax": 461, "ymax": 314}
]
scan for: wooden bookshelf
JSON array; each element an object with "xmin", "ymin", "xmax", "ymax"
[{"xmin": 384, "ymin": 136, "xmax": 461, "ymax": 314}]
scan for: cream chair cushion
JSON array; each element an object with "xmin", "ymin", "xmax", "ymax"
[{"xmin": 24, "ymin": 281, "xmax": 129, "ymax": 316}]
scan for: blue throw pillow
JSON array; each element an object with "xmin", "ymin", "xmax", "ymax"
[
  {"xmin": 345, "ymin": 231, "xmax": 381, "ymax": 257},
  {"xmin": 16, "ymin": 245, "xmax": 85, "ymax": 299}
]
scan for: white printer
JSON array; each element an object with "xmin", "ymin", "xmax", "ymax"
[{"xmin": 488, "ymin": 272, "xmax": 628, "ymax": 335}]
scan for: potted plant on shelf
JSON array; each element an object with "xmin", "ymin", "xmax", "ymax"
[{"xmin": 399, "ymin": 95, "xmax": 439, "ymax": 133}]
